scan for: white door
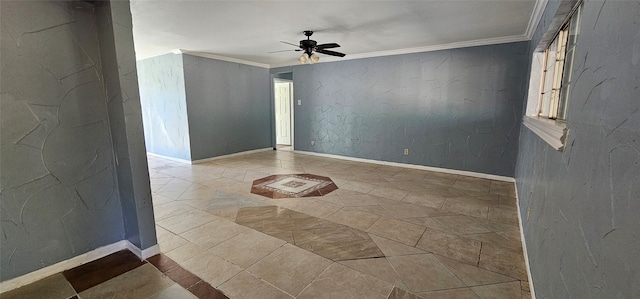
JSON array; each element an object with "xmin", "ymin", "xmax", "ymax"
[{"xmin": 275, "ymin": 81, "xmax": 292, "ymax": 145}]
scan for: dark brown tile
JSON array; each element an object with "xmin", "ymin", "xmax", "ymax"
[
  {"xmin": 68, "ymin": 296, "xmax": 79, "ymax": 299},
  {"xmin": 188, "ymin": 281, "xmax": 229, "ymax": 299},
  {"xmin": 63, "ymin": 250, "xmax": 145, "ymax": 293},
  {"xmin": 147, "ymin": 253, "xmax": 180, "ymax": 272},
  {"xmin": 165, "ymin": 265, "xmax": 202, "ymax": 289}
]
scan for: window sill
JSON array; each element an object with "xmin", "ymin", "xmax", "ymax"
[{"xmin": 523, "ymin": 116, "xmax": 569, "ymax": 151}]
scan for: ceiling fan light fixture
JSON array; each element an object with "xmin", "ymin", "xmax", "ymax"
[
  {"xmin": 310, "ymin": 53, "xmax": 320, "ymax": 64},
  {"xmin": 298, "ymin": 53, "xmax": 308, "ymax": 64}
]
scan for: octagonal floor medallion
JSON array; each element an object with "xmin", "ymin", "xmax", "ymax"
[{"xmin": 251, "ymin": 174, "xmax": 338, "ymax": 199}]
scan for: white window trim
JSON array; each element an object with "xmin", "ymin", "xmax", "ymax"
[{"xmin": 523, "ymin": 116, "xmax": 568, "ymax": 151}]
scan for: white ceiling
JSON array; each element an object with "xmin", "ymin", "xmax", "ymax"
[{"xmin": 130, "ymin": 0, "xmax": 544, "ymax": 67}]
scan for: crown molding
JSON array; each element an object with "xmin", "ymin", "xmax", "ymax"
[
  {"xmin": 526, "ymin": 0, "xmax": 549, "ymax": 39},
  {"xmin": 178, "ymin": 49, "xmax": 271, "ymax": 69}
]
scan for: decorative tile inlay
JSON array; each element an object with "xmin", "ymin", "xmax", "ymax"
[
  {"xmin": 235, "ymin": 206, "xmax": 383, "ymax": 261},
  {"xmin": 251, "ymin": 174, "xmax": 338, "ymax": 198}
]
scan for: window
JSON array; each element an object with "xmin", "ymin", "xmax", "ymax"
[
  {"xmin": 524, "ymin": 2, "xmax": 583, "ymax": 151},
  {"xmin": 536, "ymin": 4, "xmax": 582, "ymax": 120}
]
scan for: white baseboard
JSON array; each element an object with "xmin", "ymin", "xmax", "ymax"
[
  {"xmin": 294, "ymin": 151, "xmax": 515, "ymax": 182},
  {"xmin": 126, "ymin": 242, "xmax": 160, "ymax": 260},
  {"xmin": 515, "ymin": 183, "xmax": 536, "ymax": 299},
  {"xmin": 191, "ymin": 148, "xmax": 273, "ymax": 164},
  {"xmin": 146, "ymin": 152, "xmax": 192, "ymax": 164},
  {"xmin": 0, "ymin": 240, "xmax": 160, "ymax": 293}
]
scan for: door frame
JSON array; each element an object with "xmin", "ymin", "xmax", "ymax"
[{"xmin": 273, "ymin": 78, "xmax": 294, "ymax": 150}]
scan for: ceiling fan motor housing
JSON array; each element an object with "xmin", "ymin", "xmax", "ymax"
[{"xmin": 300, "ymin": 39, "xmax": 317, "ymax": 55}]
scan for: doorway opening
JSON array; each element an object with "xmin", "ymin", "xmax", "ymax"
[{"xmin": 274, "ymin": 74, "xmax": 293, "ymax": 151}]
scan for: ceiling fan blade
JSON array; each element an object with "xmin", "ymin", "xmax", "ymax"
[
  {"xmin": 279, "ymin": 41, "xmax": 300, "ymax": 48},
  {"xmin": 316, "ymin": 49, "xmax": 346, "ymax": 57},
  {"xmin": 315, "ymin": 43, "xmax": 340, "ymax": 50},
  {"xmin": 268, "ymin": 49, "xmax": 302, "ymax": 53}
]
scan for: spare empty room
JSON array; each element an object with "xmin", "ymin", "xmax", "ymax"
[{"xmin": 1, "ymin": 0, "xmax": 638, "ymax": 298}]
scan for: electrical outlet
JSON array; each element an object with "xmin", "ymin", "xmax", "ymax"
[
  {"xmin": 403, "ymin": 149, "xmax": 409, "ymax": 155},
  {"xmin": 311, "ymin": 140, "xmax": 315, "ymax": 146},
  {"xmin": 298, "ymin": 100, "xmax": 301, "ymax": 105}
]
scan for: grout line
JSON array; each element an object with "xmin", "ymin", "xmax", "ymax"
[
  {"xmin": 295, "ymin": 261, "xmax": 334, "ymax": 297},
  {"xmin": 476, "ymin": 242, "xmax": 484, "ymax": 267}
]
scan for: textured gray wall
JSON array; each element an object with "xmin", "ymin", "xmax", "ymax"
[
  {"xmin": 182, "ymin": 55, "xmax": 272, "ymax": 160},
  {"xmin": 96, "ymin": 0, "xmax": 156, "ymax": 250},
  {"xmin": 0, "ymin": 1, "xmax": 125, "ymax": 280},
  {"xmin": 137, "ymin": 54, "xmax": 191, "ymax": 160},
  {"xmin": 515, "ymin": 0, "xmax": 640, "ymax": 298},
  {"xmin": 286, "ymin": 43, "xmax": 529, "ymax": 177}
]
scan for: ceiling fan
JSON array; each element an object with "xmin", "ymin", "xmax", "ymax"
[{"xmin": 273, "ymin": 30, "xmax": 346, "ymax": 64}]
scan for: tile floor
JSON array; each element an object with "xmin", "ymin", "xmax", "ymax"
[{"xmin": 2, "ymin": 150, "xmax": 530, "ymax": 298}]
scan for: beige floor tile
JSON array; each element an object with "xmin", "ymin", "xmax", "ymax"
[
  {"xmin": 165, "ymin": 241, "xmax": 211, "ymax": 264},
  {"xmin": 177, "ymin": 186, "xmax": 218, "ymax": 201},
  {"xmin": 151, "ymin": 193, "xmax": 174, "ymax": 206},
  {"xmin": 430, "ymin": 215, "xmax": 493, "ymax": 235},
  {"xmin": 326, "ymin": 207, "xmax": 381, "ymax": 230},
  {"xmin": 153, "ymin": 201, "xmax": 194, "ymax": 221},
  {"xmin": 421, "ymin": 186, "xmax": 468, "ymax": 198},
  {"xmin": 471, "ymin": 281, "xmax": 522, "ymax": 299},
  {"xmin": 209, "ymin": 230, "xmax": 286, "ymax": 268},
  {"xmin": 416, "ymin": 288, "xmax": 480, "ymax": 299},
  {"xmin": 369, "ymin": 186, "xmax": 408, "ymax": 201},
  {"xmin": 521, "ymin": 281, "xmax": 532, "ymax": 299},
  {"xmin": 387, "ymin": 287, "xmax": 426, "ymax": 299},
  {"xmin": 181, "ymin": 252, "xmax": 243, "ymax": 287},
  {"xmin": 247, "ymin": 244, "xmax": 332, "ymax": 296},
  {"xmin": 207, "ymin": 207, "xmax": 240, "ymax": 221},
  {"xmin": 0, "ymin": 273, "xmax": 75, "ymax": 299},
  {"xmin": 157, "ymin": 231, "xmax": 189, "ymax": 253},
  {"xmin": 180, "ymin": 217, "xmax": 249, "ymax": 247},
  {"xmin": 416, "ymin": 229, "xmax": 482, "ymax": 265},
  {"xmin": 489, "ymin": 181, "xmax": 516, "ymax": 197},
  {"xmin": 156, "ymin": 209, "xmax": 218, "ymax": 234},
  {"xmin": 297, "ymin": 263, "xmax": 394, "ymax": 299},
  {"xmin": 478, "ymin": 244, "xmax": 528, "ymax": 281},
  {"xmin": 287, "ymin": 200, "xmax": 343, "ymax": 219},
  {"xmin": 78, "ymin": 264, "xmax": 173, "ymax": 299},
  {"xmin": 339, "ymin": 257, "xmax": 409, "ymax": 290},
  {"xmin": 148, "ymin": 283, "xmax": 197, "ymax": 299},
  {"xmin": 487, "ymin": 207, "xmax": 519, "ymax": 225},
  {"xmin": 453, "ymin": 177, "xmax": 491, "ymax": 192},
  {"xmin": 387, "ymin": 254, "xmax": 465, "ymax": 293},
  {"xmin": 317, "ymin": 195, "xmax": 346, "ymax": 206},
  {"xmin": 338, "ymin": 194, "xmax": 385, "ymax": 206},
  {"xmin": 380, "ymin": 203, "xmax": 446, "ymax": 219},
  {"xmin": 403, "ymin": 217, "xmax": 450, "ymax": 232},
  {"xmin": 155, "ymin": 190, "xmax": 189, "ymax": 200},
  {"xmin": 435, "ymin": 255, "xmax": 516, "ymax": 286},
  {"xmin": 341, "ymin": 181, "xmax": 377, "ymax": 193},
  {"xmin": 367, "ymin": 217, "xmax": 426, "ymax": 246},
  {"xmin": 464, "ymin": 232, "xmax": 522, "ymax": 250},
  {"xmin": 354, "ymin": 205, "xmax": 394, "ymax": 217},
  {"xmin": 442, "ymin": 197, "xmax": 489, "ymax": 218},
  {"xmin": 219, "ymin": 271, "xmax": 293, "ymax": 299},
  {"xmin": 402, "ymin": 193, "xmax": 446, "ymax": 209},
  {"xmin": 368, "ymin": 234, "xmax": 427, "ymax": 256}
]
